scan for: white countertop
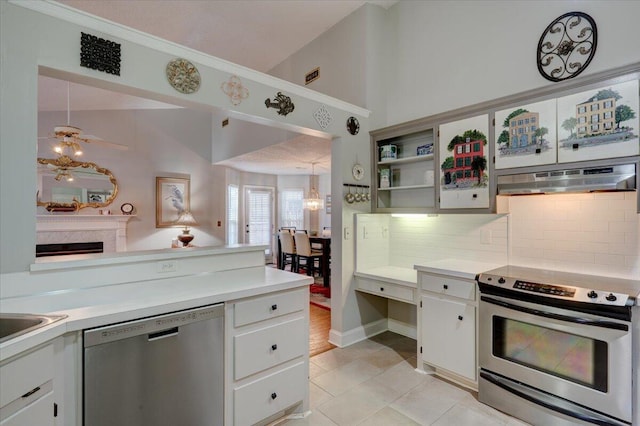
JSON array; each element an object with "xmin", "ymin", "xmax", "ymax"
[
  {"xmin": 354, "ymin": 266, "xmax": 417, "ymax": 287},
  {"xmin": 0, "ymin": 266, "xmax": 312, "ymax": 361},
  {"xmin": 414, "ymin": 259, "xmax": 506, "ymax": 280}
]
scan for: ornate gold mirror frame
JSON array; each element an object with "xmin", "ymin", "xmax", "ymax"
[{"xmin": 37, "ymin": 155, "xmax": 118, "ymax": 212}]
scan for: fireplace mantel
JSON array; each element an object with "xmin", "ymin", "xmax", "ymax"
[{"xmin": 37, "ymin": 215, "xmax": 134, "ymax": 252}]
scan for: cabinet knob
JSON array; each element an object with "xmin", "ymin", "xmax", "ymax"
[
  {"xmin": 271, "ymin": 392, "xmax": 277, "ymax": 400},
  {"xmin": 380, "ymin": 287, "xmax": 385, "ymax": 292},
  {"xmin": 271, "ymin": 304, "xmax": 278, "ymax": 311},
  {"xmin": 472, "ymin": 194, "xmax": 478, "ymax": 199},
  {"xmin": 271, "ymin": 344, "xmax": 278, "ymax": 351},
  {"xmin": 443, "ymin": 284, "xmax": 448, "ymax": 290},
  {"xmin": 458, "ymin": 315, "xmax": 464, "ymax": 321}
]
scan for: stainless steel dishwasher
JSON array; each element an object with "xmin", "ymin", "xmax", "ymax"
[{"xmin": 83, "ymin": 303, "xmax": 224, "ymax": 426}]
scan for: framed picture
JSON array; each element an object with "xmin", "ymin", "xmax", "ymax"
[
  {"xmin": 156, "ymin": 177, "xmax": 190, "ymax": 227},
  {"xmin": 325, "ymin": 194, "xmax": 332, "ymax": 214}
]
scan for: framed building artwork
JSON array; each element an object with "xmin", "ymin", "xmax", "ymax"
[
  {"xmin": 156, "ymin": 177, "xmax": 190, "ymax": 227},
  {"xmin": 439, "ymin": 114, "xmax": 490, "ymax": 209},
  {"xmin": 556, "ymin": 79, "xmax": 639, "ymax": 163},
  {"xmin": 495, "ymin": 99, "xmax": 557, "ymax": 169}
]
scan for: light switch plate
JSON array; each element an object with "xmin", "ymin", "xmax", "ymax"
[{"xmin": 344, "ymin": 227, "xmax": 351, "ymax": 240}]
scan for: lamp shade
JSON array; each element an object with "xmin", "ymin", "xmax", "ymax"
[
  {"xmin": 175, "ymin": 211, "xmax": 198, "ymax": 227},
  {"xmin": 303, "ymin": 188, "xmax": 324, "ymax": 210}
]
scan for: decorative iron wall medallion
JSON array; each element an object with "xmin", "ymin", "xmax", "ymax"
[
  {"xmin": 220, "ymin": 75, "xmax": 249, "ymax": 106},
  {"xmin": 346, "ymin": 117, "xmax": 360, "ymax": 135},
  {"xmin": 313, "ymin": 105, "xmax": 332, "ymax": 130},
  {"xmin": 265, "ymin": 92, "xmax": 295, "ymax": 116},
  {"xmin": 80, "ymin": 32, "xmax": 121, "ymax": 75},
  {"xmin": 166, "ymin": 58, "xmax": 201, "ymax": 94},
  {"xmin": 537, "ymin": 12, "xmax": 597, "ymax": 82}
]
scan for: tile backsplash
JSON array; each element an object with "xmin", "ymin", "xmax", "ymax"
[
  {"xmin": 504, "ymin": 192, "xmax": 639, "ymax": 279},
  {"xmin": 356, "ymin": 214, "xmax": 508, "ymax": 271},
  {"xmin": 356, "ymin": 192, "xmax": 639, "ymax": 280}
]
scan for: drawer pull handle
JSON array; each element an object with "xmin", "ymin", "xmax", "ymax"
[
  {"xmin": 271, "ymin": 344, "xmax": 278, "ymax": 351},
  {"xmin": 271, "ymin": 392, "xmax": 278, "ymax": 400},
  {"xmin": 271, "ymin": 304, "xmax": 278, "ymax": 311},
  {"xmin": 458, "ymin": 315, "xmax": 464, "ymax": 321},
  {"xmin": 22, "ymin": 386, "xmax": 41, "ymax": 399},
  {"xmin": 443, "ymin": 284, "xmax": 448, "ymax": 290},
  {"xmin": 380, "ymin": 287, "xmax": 384, "ymax": 292}
]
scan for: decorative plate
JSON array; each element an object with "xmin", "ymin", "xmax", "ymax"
[
  {"xmin": 346, "ymin": 117, "xmax": 360, "ymax": 135},
  {"xmin": 166, "ymin": 58, "xmax": 201, "ymax": 94},
  {"xmin": 352, "ymin": 163, "xmax": 365, "ymax": 181},
  {"xmin": 120, "ymin": 202, "xmax": 134, "ymax": 215},
  {"xmin": 537, "ymin": 11, "xmax": 597, "ymax": 82}
]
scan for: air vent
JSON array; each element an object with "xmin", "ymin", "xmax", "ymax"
[
  {"xmin": 550, "ymin": 171, "xmax": 564, "ymax": 177},
  {"xmin": 565, "ymin": 170, "xmax": 581, "ymax": 175},
  {"xmin": 584, "ymin": 167, "xmax": 614, "ymax": 175},
  {"xmin": 535, "ymin": 172, "xmax": 549, "ymax": 178}
]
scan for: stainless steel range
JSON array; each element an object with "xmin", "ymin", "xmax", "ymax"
[{"xmin": 477, "ymin": 265, "xmax": 640, "ymax": 426}]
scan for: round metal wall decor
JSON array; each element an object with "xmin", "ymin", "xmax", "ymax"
[
  {"xmin": 537, "ymin": 11, "xmax": 597, "ymax": 82},
  {"xmin": 166, "ymin": 58, "xmax": 201, "ymax": 94},
  {"xmin": 346, "ymin": 116, "xmax": 360, "ymax": 135}
]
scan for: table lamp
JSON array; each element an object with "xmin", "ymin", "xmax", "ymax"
[{"xmin": 174, "ymin": 211, "xmax": 198, "ymax": 247}]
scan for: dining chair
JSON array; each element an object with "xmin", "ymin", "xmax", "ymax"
[
  {"xmin": 294, "ymin": 229, "xmax": 308, "ymax": 234},
  {"xmin": 293, "ymin": 232, "xmax": 322, "ymax": 276},
  {"xmin": 280, "ymin": 227, "xmax": 296, "ymax": 234},
  {"xmin": 279, "ymin": 231, "xmax": 297, "ymax": 271}
]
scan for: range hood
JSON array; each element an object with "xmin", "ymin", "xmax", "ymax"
[{"xmin": 497, "ymin": 163, "xmax": 636, "ymax": 195}]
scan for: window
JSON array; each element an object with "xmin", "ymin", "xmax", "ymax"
[
  {"xmin": 474, "ymin": 142, "xmax": 481, "ymax": 152},
  {"xmin": 604, "ymin": 100, "xmax": 613, "ymax": 108},
  {"xmin": 604, "ymin": 122, "xmax": 613, "ymax": 130},
  {"xmin": 578, "ymin": 106, "xmax": 587, "ymax": 114},
  {"xmin": 603, "ymin": 111, "xmax": 612, "ymax": 119},
  {"xmin": 280, "ymin": 189, "xmax": 304, "ymax": 230},
  {"xmin": 591, "ymin": 124, "xmax": 599, "ymax": 131},
  {"xmin": 465, "ymin": 144, "xmax": 471, "ymax": 153},
  {"xmin": 531, "ymin": 117, "xmax": 536, "ymax": 123},
  {"xmin": 591, "ymin": 114, "xmax": 599, "ymax": 123},
  {"xmin": 531, "ymin": 125, "xmax": 537, "ymax": 131},
  {"xmin": 464, "ymin": 170, "xmax": 472, "ymax": 178},
  {"xmin": 578, "ymin": 126, "xmax": 587, "ymax": 133},
  {"xmin": 518, "ymin": 119, "xmax": 523, "ymax": 125},
  {"xmin": 226, "ymin": 184, "xmax": 239, "ymax": 245},
  {"xmin": 457, "ymin": 145, "xmax": 463, "ymax": 154},
  {"xmin": 524, "ymin": 118, "xmax": 530, "ymax": 124},
  {"xmin": 591, "ymin": 104, "xmax": 599, "ymax": 111},
  {"xmin": 464, "ymin": 157, "xmax": 471, "ymax": 166},
  {"xmin": 456, "ymin": 158, "xmax": 464, "ymax": 167},
  {"xmin": 579, "ymin": 116, "xmax": 587, "ymax": 123}
]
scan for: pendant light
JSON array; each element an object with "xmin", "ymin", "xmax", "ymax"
[{"xmin": 303, "ymin": 162, "xmax": 324, "ymax": 211}]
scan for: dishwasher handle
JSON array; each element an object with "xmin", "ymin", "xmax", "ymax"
[{"xmin": 148, "ymin": 327, "xmax": 179, "ymax": 341}]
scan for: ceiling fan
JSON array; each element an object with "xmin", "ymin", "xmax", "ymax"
[{"xmin": 38, "ymin": 82, "xmax": 128, "ymax": 155}]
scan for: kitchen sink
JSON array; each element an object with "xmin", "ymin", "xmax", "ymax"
[{"xmin": 0, "ymin": 313, "xmax": 67, "ymax": 344}]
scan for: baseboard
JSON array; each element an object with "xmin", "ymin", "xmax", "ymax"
[
  {"xmin": 388, "ymin": 318, "xmax": 417, "ymax": 340},
  {"xmin": 328, "ymin": 318, "xmax": 387, "ymax": 348}
]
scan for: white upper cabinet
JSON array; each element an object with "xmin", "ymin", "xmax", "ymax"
[
  {"xmin": 494, "ymin": 99, "xmax": 558, "ymax": 169},
  {"xmin": 439, "ymin": 114, "xmax": 490, "ymax": 209},
  {"xmin": 556, "ymin": 79, "xmax": 639, "ymax": 163}
]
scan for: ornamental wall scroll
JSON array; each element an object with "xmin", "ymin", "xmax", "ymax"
[
  {"xmin": 265, "ymin": 92, "xmax": 295, "ymax": 116},
  {"xmin": 537, "ymin": 11, "xmax": 597, "ymax": 82},
  {"xmin": 220, "ymin": 75, "xmax": 249, "ymax": 106}
]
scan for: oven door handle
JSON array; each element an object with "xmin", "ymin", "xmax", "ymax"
[{"xmin": 481, "ymin": 296, "xmax": 629, "ymax": 331}]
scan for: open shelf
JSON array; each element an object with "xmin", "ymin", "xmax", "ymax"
[
  {"xmin": 378, "ymin": 154, "xmax": 433, "ymax": 166},
  {"xmin": 378, "ymin": 184, "xmax": 434, "ymax": 191}
]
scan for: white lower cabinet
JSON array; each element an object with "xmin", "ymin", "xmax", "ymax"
[
  {"xmin": 418, "ymin": 272, "xmax": 478, "ymax": 389},
  {"xmin": 421, "ymin": 295, "xmax": 476, "ymax": 381},
  {"xmin": 0, "ymin": 341, "xmax": 59, "ymax": 426},
  {"xmin": 225, "ymin": 287, "xmax": 309, "ymax": 425}
]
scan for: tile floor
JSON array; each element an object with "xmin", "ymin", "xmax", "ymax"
[{"xmin": 281, "ymin": 332, "xmax": 530, "ymax": 426}]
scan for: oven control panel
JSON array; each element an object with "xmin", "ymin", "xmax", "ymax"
[
  {"xmin": 513, "ymin": 281, "xmax": 575, "ymax": 297},
  {"xmin": 478, "ymin": 273, "xmax": 630, "ymax": 306}
]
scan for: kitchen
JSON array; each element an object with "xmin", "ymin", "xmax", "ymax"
[{"xmin": 2, "ymin": 1, "xmax": 640, "ymax": 425}]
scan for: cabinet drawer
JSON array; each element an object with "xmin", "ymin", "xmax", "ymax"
[
  {"xmin": 234, "ymin": 317, "xmax": 306, "ymax": 380},
  {"xmin": 0, "ymin": 390, "xmax": 54, "ymax": 426},
  {"xmin": 421, "ymin": 275, "xmax": 475, "ymax": 301},
  {"xmin": 234, "ymin": 362, "xmax": 306, "ymax": 426},
  {"xmin": 234, "ymin": 288, "xmax": 306, "ymax": 327},
  {"xmin": 357, "ymin": 278, "xmax": 415, "ymax": 303},
  {"xmin": 0, "ymin": 344, "xmax": 54, "ymax": 408}
]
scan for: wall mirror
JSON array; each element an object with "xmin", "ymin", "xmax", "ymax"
[{"xmin": 37, "ymin": 155, "xmax": 118, "ymax": 211}]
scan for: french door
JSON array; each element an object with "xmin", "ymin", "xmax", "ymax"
[{"xmin": 244, "ymin": 186, "xmax": 275, "ymax": 262}]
